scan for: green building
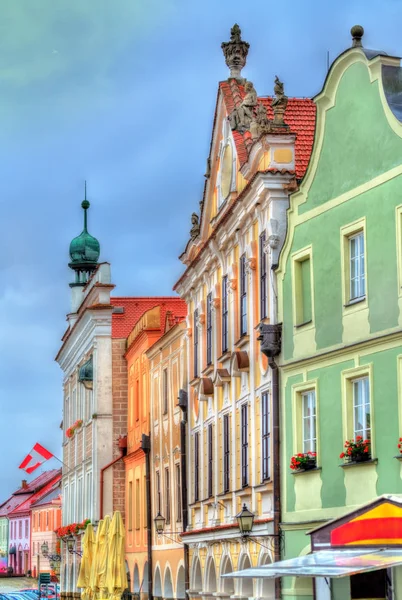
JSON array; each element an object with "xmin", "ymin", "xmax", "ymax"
[{"xmin": 276, "ymin": 26, "xmax": 402, "ymax": 600}]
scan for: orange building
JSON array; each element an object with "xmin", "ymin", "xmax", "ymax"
[
  {"xmin": 124, "ymin": 299, "xmax": 186, "ymax": 597},
  {"xmin": 31, "ymin": 480, "xmax": 62, "ymax": 578}
]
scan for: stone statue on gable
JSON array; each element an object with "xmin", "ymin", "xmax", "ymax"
[
  {"xmin": 190, "ymin": 213, "xmax": 200, "ymax": 241},
  {"xmin": 229, "ymin": 81, "xmax": 258, "ymax": 133}
]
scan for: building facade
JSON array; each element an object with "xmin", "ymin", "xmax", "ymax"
[
  {"xmin": 56, "ymin": 198, "xmax": 144, "ymax": 597},
  {"xmin": 147, "ymin": 316, "xmax": 187, "ymax": 600},
  {"xmin": 8, "ymin": 471, "xmax": 61, "ymax": 576},
  {"xmin": 31, "ymin": 481, "xmax": 62, "ymax": 578},
  {"xmin": 174, "ymin": 26, "xmax": 315, "ymax": 600},
  {"xmin": 276, "ymin": 27, "xmax": 402, "ymax": 599},
  {"xmin": 124, "ymin": 300, "xmax": 186, "ymax": 597}
]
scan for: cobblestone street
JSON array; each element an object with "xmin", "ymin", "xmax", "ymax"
[{"xmin": 0, "ymin": 578, "xmax": 37, "ymax": 592}]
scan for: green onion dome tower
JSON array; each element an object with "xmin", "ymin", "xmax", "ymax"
[{"xmin": 69, "ymin": 183, "xmax": 100, "ymax": 287}]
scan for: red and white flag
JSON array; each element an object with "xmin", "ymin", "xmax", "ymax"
[{"xmin": 19, "ymin": 443, "xmax": 54, "ymax": 474}]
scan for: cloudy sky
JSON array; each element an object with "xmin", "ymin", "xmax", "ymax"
[{"xmin": 1, "ymin": 0, "xmax": 401, "ymax": 497}]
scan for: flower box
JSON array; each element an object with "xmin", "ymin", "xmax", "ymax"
[
  {"xmin": 66, "ymin": 419, "xmax": 83, "ymax": 439},
  {"xmin": 290, "ymin": 452, "xmax": 317, "ymax": 472},
  {"xmin": 340, "ymin": 436, "xmax": 371, "ymax": 463}
]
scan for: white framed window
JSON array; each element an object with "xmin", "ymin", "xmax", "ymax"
[
  {"xmin": 352, "ymin": 376, "xmax": 370, "ymax": 439},
  {"xmin": 301, "ymin": 390, "xmax": 316, "ymax": 453},
  {"xmin": 349, "ymin": 232, "xmax": 365, "ymax": 300}
]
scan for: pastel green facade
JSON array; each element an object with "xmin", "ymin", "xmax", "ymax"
[
  {"xmin": 277, "ymin": 47, "xmax": 402, "ymax": 599},
  {"xmin": 0, "ymin": 517, "xmax": 8, "ymax": 571}
]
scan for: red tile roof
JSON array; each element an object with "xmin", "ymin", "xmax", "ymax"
[
  {"xmin": 111, "ymin": 297, "xmax": 187, "ymax": 339},
  {"xmin": 13, "ymin": 469, "xmax": 61, "ymax": 495},
  {"xmin": 0, "ymin": 494, "xmax": 31, "ymax": 518},
  {"xmin": 219, "ymin": 80, "xmax": 316, "ymax": 179},
  {"xmin": 10, "ymin": 473, "xmax": 62, "ymax": 517}
]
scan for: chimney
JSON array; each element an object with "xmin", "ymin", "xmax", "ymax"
[{"xmin": 21, "ymin": 480, "xmax": 28, "ymax": 489}]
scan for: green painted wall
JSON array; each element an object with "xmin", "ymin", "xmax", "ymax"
[
  {"xmin": 300, "ymin": 62, "xmax": 402, "ymax": 211},
  {"xmin": 278, "ymin": 48, "xmax": 402, "ymax": 597}
]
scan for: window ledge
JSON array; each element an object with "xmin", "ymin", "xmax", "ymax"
[
  {"xmin": 294, "ymin": 319, "xmax": 313, "ymax": 329},
  {"xmin": 291, "ymin": 467, "xmax": 322, "ymax": 476},
  {"xmin": 216, "ymin": 491, "xmax": 232, "ymax": 500},
  {"xmin": 234, "ymin": 487, "xmax": 252, "ymax": 498},
  {"xmin": 189, "ymin": 377, "xmax": 200, "ymax": 388},
  {"xmin": 202, "ymin": 365, "xmax": 214, "ymax": 376},
  {"xmin": 253, "ymin": 480, "xmax": 272, "ymax": 490},
  {"xmin": 339, "ymin": 458, "xmax": 378, "ymax": 468},
  {"xmin": 234, "ymin": 335, "xmax": 250, "ymax": 349},
  {"xmin": 344, "ymin": 296, "xmax": 366, "ymax": 308},
  {"xmin": 217, "ymin": 351, "xmax": 232, "ymax": 362},
  {"xmin": 394, "ymin": 455, "xmax": 402, "ymax": 461}
]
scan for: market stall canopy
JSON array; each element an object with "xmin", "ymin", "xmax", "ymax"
[{"xmin": 223, "ymin": 549, "xmax": 402, "ymax": 579}]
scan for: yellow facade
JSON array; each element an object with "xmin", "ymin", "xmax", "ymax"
[{"xmin": 147, "ymin": 320, "xmax": 187, "ymax": 600}]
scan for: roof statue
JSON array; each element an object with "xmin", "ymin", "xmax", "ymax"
[
  {"xmin": 190, "ymin": 212, "xmax": 200, "ymax": 241},
  {"xmin": 351, "ymin": 24, "xmax": 364, "ymax": 47},
  {"xmin": 221, "ymin": 24, "xmax": 250, "ymax": 80},
  {"xmin": 229, "ymin": 81, "xmax": 258, "ymax": 133},
  {"xmin": 272, "ymin": 76, "xmax": 289, "ymax": 127},
  {"xmin": 250, "ymin": 102, "xmax": 273, "ymax": 139}
]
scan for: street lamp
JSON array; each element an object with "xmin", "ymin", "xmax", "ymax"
[
  {"xmin": 65, "ymin": 535, "xmax": 82, "ymax": 557},
  {"xmin": 154, "ymin": 512, "xmax": 166, "ymax": 535},
  {"xmin": 236, "ymin": 504, "xmax": 255, "ymax": 537},
  {"xmin": 41, "ymin": 542, "xmax": 49, "ymax": 558}
]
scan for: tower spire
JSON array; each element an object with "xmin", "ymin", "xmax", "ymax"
[{"xmin": 82, "ymin": 180, "xmax": 90, "ymax": 233}]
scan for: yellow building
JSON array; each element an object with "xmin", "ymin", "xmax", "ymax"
[
  {"xmin": 174, "ymin": 25, "xmax": 315, "ymax": 600},
  {"xmin": 147, "ymin": 313, "xmax": 187, "ymax": 600}
]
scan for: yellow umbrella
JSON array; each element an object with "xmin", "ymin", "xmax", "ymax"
[
  {"xmin": 88, "ymin": 519, "xmax": 103, "ymax": 599},
  {"xmin": 96, "ymin": 515, "xmax": 111, "ymax": 599},
  {"xmin": 106, "ymin": 511, "xmax": 128, "ymax": 600},
  {"xmin": 77, "ymin": 523, "xmax": 95, "ymax": 600}
]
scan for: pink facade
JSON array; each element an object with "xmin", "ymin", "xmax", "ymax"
[{"xmin": 8, "ymin": 515, "xmax": 30, "ymax": 575}]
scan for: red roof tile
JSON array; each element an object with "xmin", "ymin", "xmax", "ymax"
[
  {"xmin": 0, "ymin": 494, "xmax": 31, "ymax": 518},
  {"xmin": 111, "ymin": 297, "xmax": 187, "ymax": 339},
  {"xmin": 219, "ymin": 80, "xmax": 316, "ymax": 179},
  {"xmin": 10, "ymin": 472, "xmax": 62, "ymax": 516},
  {"xmin": 13, "ymin": 469, "xmax": 61, "ymax": 495}
]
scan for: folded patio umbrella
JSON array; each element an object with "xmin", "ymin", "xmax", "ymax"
[
  {"xmin": 96, "ymin": 515, "xmax": 111, "ymax": 599},
  {"xmin": 88, "ymin": 519, "xmax": 103, "ymax": 600},
  {"xmin": 77, "ymin": 523, "xmax": 95, "ymax": 600},
  {"xmin": 106, "ymin": 511, "xmax": 128, "ymax": 600}
]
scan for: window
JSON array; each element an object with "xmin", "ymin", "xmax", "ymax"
[
  {"xmin": 223, "ymin": 414, "xmax": 230, "ymax": 493},
  {"xmin": 25, "ymin": 520, "xmax": 28, "ymax": 538},
  {"xmin": 261, "ymin": 392, "xmax": 271, "ymax": 481},
  {"xmin": 222, "ymin": 276, "xmax": 229, "ymax": 354},
  {"xmin": 194, "ymin": 310, "xmax": 199, "ymax": 378},
  {"xmin": 19, "ymin": 521, "xmax": 22, "ymax": 539},
  {"xmin": 135, "ymin": 480, "xmax": 140, "ymax": 530},
  {"xmin": 176, "ymin": 464, "xmax": 182, "ymax": 522},
  {"xmin": 240, "ymin": 254, "xmax": 247, "ymax": 336},
  {"xmin": 206, "ymin": 293, "xmax": 213, "ymax": 366},
  {"xmin": 156, "ymin": 471, "xmax": 161, "ymax": 514},
  {"xmin": 165, "ymin": 469, "xmax": 170, "ymax": 525},
  {"xmin": 260, "ymin": 232, "xmax": 267, "ymax": 320},
  {"xmin": 352, "ymin": 377, "xmax": 370, "ymax": 439},
  {"xmin": 294, "ymin": 256, "xmax": 312, "ymax": 325},
  {"xmin": 86, "ymin": 471, "xmax": 92, "ymax": 522},
  {"xmin": 194, "ymin": 432, "xmax": 200, "ymax": 502},
  {"xmin": 46, "ymin": 511, "xmax": 49, "ymax": 528},
  {"xmin": 38, "ymin": 514, "xmax": 41, "ymax": 529},
  {"xmin": 349, "ymin": 232, "xmax": 365, "ymax": 300},
  {"xmin": 241, "ymin": 404, "xmax": 249, "ymax": 487},
  {"xmin": 128, "ymin": 482, "xmax": 133, "ymax": 530},
  {"xmin": 301, "ymin": 390, "xmax": 316, "ymax": 453},
  {"xmin": 207, "ymin": 424, "xmax": 213, "ymax": 498},
  {"xmin": 163, "ymin": 369, "xmax": 168, "ymax": 415},
  {"xmin": 77, "ymin": 477, "xmax": 83, "ymax": 522},
  {"xmin": 135, "ymin": 379, "xmax": 140, "ymax": 421}
]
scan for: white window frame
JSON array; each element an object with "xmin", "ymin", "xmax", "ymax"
[
  {"xmin": 301, "ymin": 390, "xmax": 316, "ymax": 453},
  {"xmin": 349, "ymin": 231, "xmax": 365, "ymax": 301},
  {"xmin": 352, "ymin": 376, "xmax": 370, "ymax": 440}
]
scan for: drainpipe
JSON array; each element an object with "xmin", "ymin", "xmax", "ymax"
[
  {"xmin": 257, "ymin": 323, "xmax": 282, "ymax": 600},
  {"xmin": 141, "ymin": 434, "xmax": 153, "ymax": 600},
  {"xmin": 178, "ymin": 389, "xmax": 189, "ymax": 600},
  {"xmin": 99, "ymin": 436, "xmax": 127, "ymax": 519}
]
